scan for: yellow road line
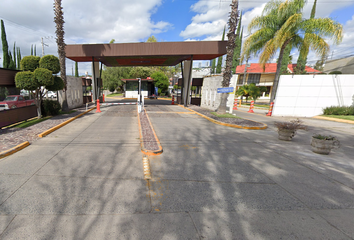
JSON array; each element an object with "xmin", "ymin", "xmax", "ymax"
[
  {"xmin": 313, "ymin": 116, "xmax": 354, "ymax": 125},
  {"xmin": 147, "ymin": 111, "xmax": 194, "ymax": 114},
  {"xmin": 179, "ymin": 105, "xmax": 267, "ymax": 130},
  {"xmin": 0, "ymin": 141, "xmax": 30, "ymax": 159},
  {"xmin": 38, "ymin": 107, "xmax": 96, "ymax": 138}
]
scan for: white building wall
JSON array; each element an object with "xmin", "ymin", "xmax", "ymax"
[
  {"xmin": 125, "ymin": 91, "xmax": 148, "ymax": 98},
  {"xmin": 273, "ymin": 74, "xmax": 354, "ymax": 117},
  {"xmin": 58, "ymin": 76, "xmax": 83, "ymax": 110}
]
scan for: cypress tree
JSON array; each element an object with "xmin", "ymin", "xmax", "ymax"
[
  {"xmin": 216, "ymin": 26, "xmax": 226, "ymax": 73},
  {"xmin": 1, "ymin": 20, "xmax": 11, "ymax": 69},
  {"xmin": 8, "ymin": 51, "xmax": 16, "ymax": 69},
  {"xmin": 31, "ymin": 45, "xmax": 33, "ymax": 56},
  {"xmin": 34, "ymin": 45, "xmax": 36, "ymax": 56},
  {"xmin": 13, "ymin": 42, "xmax": 16, "ymax": 69},
  {"xmin": 232, "ymin": 12, "xmax": 243, "ymax": 72},
  {"xmin": 17, "ymin": 47, "xmax": 22, "ymax": 69},
  {"xmin": 295, "ymin": 0, "xmax": 317, "ymax": 74},
  {"xmin": 211, "ymin": 59, "xmax": 216, "ymax": 74},
  {"xmin": 75, "ymin": 62, "xmax": 79, "ymax": 77},
  {"xmin": 279, "ymin": 44, "xmax": 292, "ymax": 74}
]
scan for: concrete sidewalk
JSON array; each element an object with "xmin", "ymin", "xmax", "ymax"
[{"xmin": 0, "ymin": 100, "xmax": 354, "ymax": 239}]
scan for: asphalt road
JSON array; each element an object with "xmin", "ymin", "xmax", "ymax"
[{"xmin": 0, "ymin": 99, "xmax": 354, "ymax": 239}]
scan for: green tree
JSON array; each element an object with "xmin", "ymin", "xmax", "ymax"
[
  {"xmin": 218, "ymin": 0, "xmax": 239, "ymax": 114},
  {"xmin": 8, "ymin": 52, "xmax": 16, "ymax": 70},
  {"xmin": 31, "ymin": 44, "xmax": 33, "ymax": 56},
  {"xmin": 216, "ymin": 26, "xmax": 226, "ymax": 74},
  {"xmin": 314, "ymin": 54, "xmax": 327, "ymax": 71},
  {"xmin": 1, "ymin": 19, "xmax": 10, "ymax": 68},
  {"xmin": 109, "ymin": 39, "xmax": 115, "ymax": 44},
  {"xmin": 17, "ymin": 47, "xmax": 22, "ymax": 69},
  {"xmin": 75, "ymin": 62, "xmax": 79, "ymax": 77},
  {"xmin": 211, "ymin": 58, "xmax": 216, "ymax": 74},
  {"xmin": 151, "ymin": 71, "xmax": 169, "ymax": 93},
  {"xmin": 54, "ymin": 0, "xmax": 68, "ymax": 111},
  {"xmin": 34, "ymin": 45, "xmax": 36, "ymax": 56},
  {"xmin": 15, "ymin": 55, "xmax": 64, "ymax": 118},
  {"xmin": 295, "ymin": 0, "xmax": 318, "ymax": 74},
  {"xmin": 242, "ymin": 0, "xmax": 343, "ymax": 102},
  {"xmin": 279, "ymin": 44, "xmax": 292, "ymax": 74},
  {"xmin": 147, "ymin": 35, "xmax": 157, "ymax": 42},
  {"xmin": 232, "ymin": 12, "xmax": 243, "ymax": 72},
  {"xmin": 130, "ymin": 67, "xmax": 153, "ymax": 79},
  {"xmin": 236, "ymin": 84, "xmax": 252, "ymax": 102},
  {"xmin": 102, "ymin": 67, "xmax": 131, "ymax": 92}
]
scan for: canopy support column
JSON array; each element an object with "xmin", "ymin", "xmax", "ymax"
[{"xmin": 183, "ymin": 56, "xmax": 193, "ymax": 107}]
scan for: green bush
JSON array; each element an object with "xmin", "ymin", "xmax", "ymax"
[
  {"xmin": 46, "ymin": 76, "xmax": 64, "ymax": 91},
  {"xmin": 323, "ymin": 106, "xmax": 354, "ymax": 115},
  {"xmin": 39, "ymin": 55, "xmax": 60, "ymax": 74},
  {"xmin": 41, "ymin": 99, "xmax": 61, "ymax": 116},
  {"xmin": 329, "ymin": 71, "xmax": 342, "ymax": 75},
  {"xmin": 34, "ymin": 68, "xmax": 54, "ymax": 86},
  {"xmin": 21, "ymin": 56, "xmax": 40, "ymax": 71},
  {"xmin": 15, "ymin": 71, "xmax": 38, "ymax": 91}
]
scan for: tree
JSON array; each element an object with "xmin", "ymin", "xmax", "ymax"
[
  {"xmin": 1, "ymin": 19, "xmax": 10, "ymax": 69},
  {"xmin": 130, "ymin": 67, "xmax": 153, "ymax": 79},
  {"xmin": 54, "ymin": 0, "xmax": 68, "ymax": 111},
  {"xmin": 15, "ymin": 55, "xmax": 64, "ymax": 118},
  {"xmin": 314, "ymin": 54, "xmax": 327, "ymax": 71},
  {"xmin": 279, "ymin": 44, "xmax": 292, "ymax": 74},
  {"xmin": 232, "ymin": 12, "xmax": 243, "ymax": 72},
  {"xmin": 236, "ymin": 84, "xmax": 252, "ymax": 102},
  {"xmin": 31, "ymin": 45, "xmax": 33, "ymax": 56},
  {"xmin": 151, "ymin": 71, "xmax": 169, "ymax": 93},
  {"xmin": 109, "ymin": 39, "xmax": 115, "ymax": 44},
  {"xmin": 147, "ymin": 35, "xmax": 157, "ymax": 42},
  {"xmin": 17, "ymin": 47, "xmax": 21, "ymax": 69},
  {"xmin": 216, "ymin": 26, "xmax": 226, "ymax": 74},
  {"xmin": 102, "ymin": 67, "xmax": 131, "ymax": 92},
  {"xmin": 13, "ymin": 42, "xmax": 16, "ymax": 69},
  {"xmin": 295, "ymin": 0, "xmax": 318, "ymax": 74},
  {"xmin": 211, "ymin": 58, "xmax": 216, "ymax": 74},
  {"xmin": 242, "ymin": 0, "xmax": 343, "ymax": 103},
  {"xmin": 217, "ymin": 0, "xmax": 239, "ymax": 114},
  {"xmin": 75, "ymin": 62, "xmax": 79, "ymax": 77}
]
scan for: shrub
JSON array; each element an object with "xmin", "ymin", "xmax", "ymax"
[
  {"xmin": 41, "ymin": 99, "xmax": 61, "ymax": 116},
  {"xmin": 15, "ymin": 71, "xmax": 38, "ymax": 91},
  {"xmin": 46, "ymin": 76, "xmax": 64, "ymax": 91},
  {"xmin": 323, "ymin": 106, "xmax": 354, "ymax": 115},
  {"xmin": 34, "ymin": 68, "xmax": 54, "ymax": 86},
  {"xmin": 21, "ymin": 56, "xmax": 40, "ymax": 71},
  {"xmin": 329, "ymin": 71, "xmax": 342, "ymax": 74},
  {"xmin": 39, "ymin": 55, "xmax": 60, "ymax": 74}
]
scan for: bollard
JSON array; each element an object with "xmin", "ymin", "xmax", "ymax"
[
  {"xmin": 266, "ymin": 102, "xmax": 274, "ymax": 116},
  {"xmin": 248, "ymin": 100, "xmax": 254, "ymax": 113},
  {"xmin": 103, "ymin": 94, "xmax": 105, "ymax": 103},
  {"xmin": 233, "ymin": 99, "xmax": 238, "ymax": 110},
  {"xmin": 96, "ymin": 99, "xmax": 101, "ymax": 113},
  {"xmin": 171, "ymin": 95, "xmax": 175, "ymax": 105}
]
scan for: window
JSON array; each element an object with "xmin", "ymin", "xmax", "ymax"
[
  {"xmin": 247, "ymin": 74, "xmax": 261, "ymax": 84},
  {"xmin": 237, "ymin": 75, "xmax": 244, "ymax": 84}
]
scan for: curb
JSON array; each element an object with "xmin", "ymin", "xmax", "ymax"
[
  {"xmin": 0, "ymin": 141, "xmax": 30, "ymax": 159},
  {"xmin": 180, "ymin": 105, "xmax": 268, "ymax": 130},
  {"xmin": 313, "ymin": 116, "xmax": 354, "ymax": 125},
  {"xmin": 138, "ymin": 108, "xmax": 163, "ymax": 156},
  {"xmin": 38, "ymin": 107, "xmax": 96, "ymax": 138}
]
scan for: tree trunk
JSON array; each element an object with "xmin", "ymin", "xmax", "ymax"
[
  {"xmin": 217, "ymin": 0, "xmax": 239, "ymax": 114},
  {"xmin": 54, "ymin": 0, "xmax": 68, "ymax": 111},
  {"xmin": 270, "ymin": 40, "xmax": 291, "ymax": 103}
]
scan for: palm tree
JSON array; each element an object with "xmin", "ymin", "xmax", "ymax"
[
  {"xmin": 241, "ymin": 0, "xmax": 343, "ymax": 103},
  {"xmin": 54, "ymin": 0, "xmax": 68, "ymax": 111},
  {"xmin": 217, "ymin": 0, "xmax": 239, "ymax": 114}
]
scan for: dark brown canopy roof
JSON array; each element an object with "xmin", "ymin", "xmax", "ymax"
[{"xmin": 65, "ymin": 41, "xmax": 227, "ymax": 67}]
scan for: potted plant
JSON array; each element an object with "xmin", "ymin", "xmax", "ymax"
[
  {"xmin": 274, "ymin": 119, "xmax": 307, "ymax": 141},
  {"xmin": 311, "ymin": 134, "xmax": 340, "ymax": 155}
]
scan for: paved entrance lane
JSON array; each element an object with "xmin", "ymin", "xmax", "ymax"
[{"xmin": 147, "ymin": 104, "xmax": 354, "ymax": 239}]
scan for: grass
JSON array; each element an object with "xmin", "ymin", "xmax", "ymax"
[
  {"xmin": 211, "ymin": 112, "xmax": 241, "ymax": 118},
  {"xmin": 107, "ymin": 93, "xmax": 123, "ymax": 97},
  {"xmin": 241, "ymin": 102, "xmax": 269, "ymax": 108},
  {"xmin": 321, "ymin": 115, "xmax": 354, "ymax": 121},
  {"xmin": 14, "ymin": 116, "xmax": 52, "ymax": 128}
]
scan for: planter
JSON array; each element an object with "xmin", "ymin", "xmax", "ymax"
[
  {"xmin": 278, "ymin": 129, "xmax": 295, "ymax": 141},
  {"xmin": 311, "ymin": 137, "xmax": 338, "ymax": 155}
]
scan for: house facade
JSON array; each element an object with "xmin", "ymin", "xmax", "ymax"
[{"xmin": 235, "ymin": 63, "xmax": 321, "ymax": 99}]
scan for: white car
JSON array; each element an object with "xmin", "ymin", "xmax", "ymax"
[{"xmin": 47, "ymin": 91, "xmax": 57, "ymax": 99}]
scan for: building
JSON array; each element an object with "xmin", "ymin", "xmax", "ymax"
[
  {"xmin": 323, "ymin": 56, "xmax": 354, "ymax": 74},
  {"xmin": 0, "ymin": 68, "xmax": 20, "ymax": 101},
  {"xmin": 235, "ymin": 63, "xmax": 321, "ymax": 98},
  {"xmin": 121, "ymin": 77, "xmax": 155, "ymax": 98}
]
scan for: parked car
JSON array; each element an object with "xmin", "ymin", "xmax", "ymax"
[
  {"xmin": 0, "ymin": 95, "xmax": 35, "ymax": 111},
  {"xmin": 47, "ymin": 91, "xmax": 57, "ymax": 99}
]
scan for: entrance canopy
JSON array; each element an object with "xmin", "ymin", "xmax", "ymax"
[{"xmin": 65, "ymin": 41, "xmax": 227, "ymax": 67}]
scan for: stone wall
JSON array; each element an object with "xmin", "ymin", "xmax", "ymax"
[
  {"xmin": 201, "ymin": 75, "xmax": 237, "ymax": 111},
  {"xmin": 58, "ymin": 76, "xmax": 83, "ymax": 110}
]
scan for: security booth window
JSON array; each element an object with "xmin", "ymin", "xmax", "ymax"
[
  {"xmin": 126, "ymin": 81, "xmax": 148, "ymax": 91},
  {"xmin": 247, "ymin": 74, "xmax": 261, "ymax": 84}
]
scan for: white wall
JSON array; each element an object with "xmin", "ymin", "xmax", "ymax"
[
  {"xmin": 58, "ymin": 76, "xmax": 83, "ymax": 110},
  {"xmin": 273, "ymin": 74, "xmax": 354, "ymax": 117},
  {"xmin": 125, "ymin": 91, "xmax": 148, "ymax": 98}
]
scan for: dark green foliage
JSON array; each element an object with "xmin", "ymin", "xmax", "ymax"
[
  {"xmin": 151, "ymin": 71, "xmax": 169, "ymax": 92},
  {"xmin": 8, "ymin": 51, "xmax": 16, "ymax": 70},
  {"xmin": 75, "ymin": 62, "xmax": 79, "ymax": 77},
  {"xmin": 1, "ymin": 19, "xmax": 10, "ymax": 69},
  {"xmin": 34, "ymin": 45, "xmax": 36, "ymax": 56},
  {"xmin": 232, "ymin": 13, "xmax": 243, "ymax": 73},
  {"xmin": 294, "ymin": 56, "xmax": 307, "ymax": 74},
  {"xmin": 0, "ymin": 87, "xmax": 9, "ymax": 101},
  {"xmin": 279, "ymin": 44, "xmax": 292, "ymax": 74},
  {"xmin": 211, "ymin": 59, "xmax": 216, "ymax": 74},
  {"xmin": 216, "ymin": 26, "xmax": 226, "ymax": 74},
  {"xmin": 34, "ymin": 68, "xmax": 54, "ymax": 86},
  {"xmin": 31, "ymin": 45, "xmax": 33, "ymax": 56},
  {"xmin": 102, "ymin": 67, "xmax": 131, "ymax": 92},
  {"xmin": 323, "ymin": 106, "xmax": 354, "ymax": 115},
  {"xmin": 13, "ymin": 42, "xmax": 16, "ymax": 69},
  {"xmin": 39, "ymin": 55, "xmax": 60, "ymax": 74},
  {"xmin": 329, "ymin": 71, "xmax": 342, "ymax": 74},
  {"xmin": 21, "ymin": 55, "xmax": 40, "ymax": 71},
  {"xmin": 17, "ymin": 47, "xmax": 21, "ymax": 69},
  {"xmin": 15, "ymin": 71, "xmax": 38, "ymax": 91},
  {"xmin": 46, "ymin": 76, "xmax": 65, "ymax": 91},
  {"xmin": 129, "ymin": 67, "xmax": 153, "ymax": 79},
  {"xmin": 41, "ymin": 99, "xmax": 61, "ymax": 116},
  {"xmin": 236, "ymin": 83, "xmax": 267, "ymax": 102}
]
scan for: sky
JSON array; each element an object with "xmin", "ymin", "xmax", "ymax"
[{"xmin": 0, "ymin": 0, "xmax": 354, "ymax": 75}]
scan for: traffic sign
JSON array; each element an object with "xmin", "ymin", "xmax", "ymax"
[{"xmin": 217, "ymin": 87, "xmax": 234, "ymax": 93}]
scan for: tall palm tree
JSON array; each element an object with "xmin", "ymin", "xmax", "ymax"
[
  {"xmin": 54, "ymin": 0, "xmax": 68, "ymax": 111},
  {"xmin": 241, "ymin": 0, "xmax": 343, "ymax": 102}
]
